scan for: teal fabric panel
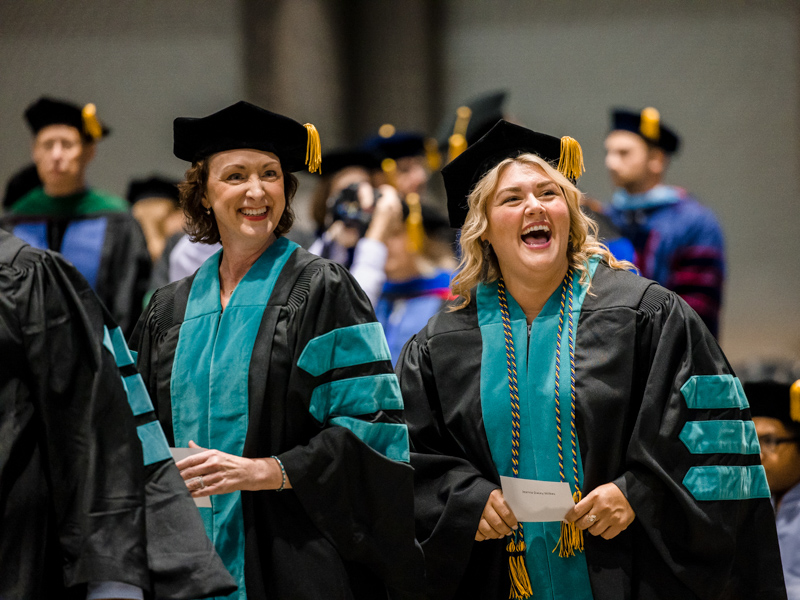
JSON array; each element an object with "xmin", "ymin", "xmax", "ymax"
[
  {"xmin": 297, "ymin": 322, "xmax": 391, "ymax": 377},
  {"xmin": 122, "ymin": 373, "xmax": 155, "ymax": 416},
  {"xmin": 170, "ymin": 237, "xmax": 298, "ymax": 600},
  {"xmin": 130, "ymin": 350, "xmax": 137, "ymax": 363},
  {"xmin": 679, "ymin": 420, "xmax": 760, "ymax": 455},
  {"xmin": 476, "ymin": 257, "xmax": 599, "ymax": 600},
  {"xmin": 683, "ymin": 465, "xmax": 771, "ymax": 501},
  {"xmin": 329, "ymin": 416, "xmax": 410, "ymax": 463},
  {"xmin": 109, "ymin": 326, "xmax": 134, "ymax": 367},
  {"xmin": 102, "ymin": 325, "xmax": 114, "ymax": 358},
  {"xmin": 136, "ymin": 421, "xmax": 173, "ymax": 466},
  {"xmin": 309, "ymin": 374, "xmax": 403, "ymax": 423},
  {"xmin": 681, "ymin": 374, "xmax": 749, "ymax": 410}
]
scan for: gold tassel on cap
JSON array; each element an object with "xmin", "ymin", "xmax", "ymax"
[
  {"xmin": 554, "ymin": 490, "xmax": 584, "ymax": 558},
  {"xmin": 405, "ymin": 193, "xmax": 424, "ymax": 254},
  {"xmin": 639, "ymin": 107, "xmax": 661, "ymax": 142},
  {"xmin": 381, "ymin": 158, "xmax": 398, "ymax": 189},
  {"xmin": 303, "ymin": 123, "xmax": 322, "ymax": 174},
  {"xmin": 424, "ymin": 137, "xmax": 441, "ymax": 172},
  {"xmin": 82, "ymin": 103, "xmax": 103, "ymax": 141},
  {"xmin": 790, "ymin": 380, "xmax": 800, "ymax": 422},
  {"xmin": 448, "ymin": 106, "xmax": 472, "ymax": 163},
  {"xmin": 506, "ymin": 533, "xmax": 533, "ymax": 599},
  {"xmin": 557, "ymin": 136, "xmax": 585, "ymax": 182}
]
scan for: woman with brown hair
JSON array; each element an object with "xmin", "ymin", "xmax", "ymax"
[
  {"xmin": 131, "ymin": 101, "xmax": 422, "ymax": 600},
  {"xmin": 397, "ymin": 120, "xmax": 784, "ymax": 599}
]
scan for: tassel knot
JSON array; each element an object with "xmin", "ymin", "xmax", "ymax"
[
  {"xmin": 554, "ymin": 490, "xmax": 584, "ymax": 558},
  {"xmin": 507, "ymin": 530, "xmax": 533, "ymax": 599}
]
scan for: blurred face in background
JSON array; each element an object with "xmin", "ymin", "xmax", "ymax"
[
  {"xmin": 754, "ymin": 416, "xmax": 800, "ymax": 498},
  {"xmin": 395, "ymin": 155, "xmax": 429, "ymax": 197},
  {"xmin": 32, "ymin": 124, "xmax": 95, "ymax": 196},
  {"xmin": 604, "ymin": 130, "xmax": 665, "ymax": 194}
]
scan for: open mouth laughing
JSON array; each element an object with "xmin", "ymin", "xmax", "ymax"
[{"xmin": 521, "ymin": 223, "xmax": 551, "ymax": 248}]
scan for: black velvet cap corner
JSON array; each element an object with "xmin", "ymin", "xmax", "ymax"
[
  {"xmin": 24, "ymin": 96, "xmax": 110, "ymax": 139},
  {"xmin": 744, "ymin": 380, "xmax": 798, "ymax": 425},
  {"xmin": 173, "ymin": 101, "xmax": 310, "ymax": 170},
  {"xmin": 436, "ymin": 89, "xmax": 508, "ymax": 149},
  {"xmin": 611, "ymin": 108, "xmax": 680, "ymax": 154},
  {"xmin": 441, "ymin": 120, "xmax": 564, "ymax": 228},
  {"xmin": 126, "ymin": 175, "xmax": 180, "ymax": 205}
]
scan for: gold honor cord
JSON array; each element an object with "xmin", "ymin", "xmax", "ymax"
[
  {"xmin": 497, "ymin": 278, "xmax": 534, "ymax": 600},
  {"xmin": 303, "ymin": 123, "xmax": 322, "ymax": 174},
  {"xmin": 497, "ymin": 268, "xmax": 583, "ymax": 598}
]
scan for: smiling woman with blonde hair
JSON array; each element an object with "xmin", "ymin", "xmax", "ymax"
[{"xmin": 397, "ymin": 120, "xmax": 784, "ymax": 600}]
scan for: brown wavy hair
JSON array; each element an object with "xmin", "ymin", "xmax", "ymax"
[
  {"xmin": 451, "ymin": 153, "xmax": 635, "ymax": 309},
  {"xmin": 179, "ymin": 160, "xmax": 298, "ymax": 245}
]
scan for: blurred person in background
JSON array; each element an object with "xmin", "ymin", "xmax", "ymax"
[
  {"xmin": 371, "ymin": 201, "xmax": 456, "ymax": 364},
  {"xmin": 741, "ymin": 363, "xmax": 800, "ymax": 599},
  {"xmin": 0, "ymin": 97, "xmax": 151, "ymax": 336},
  {"xmin": 603, "ymin": 107, "xmax": 725, "ymax": 338},
  {"xmin": 0, "ymin": 229, "xmax": 235, "ymax": 599},
  {"xmin": 127, "ymin": 175, "xmax": 185, "ymax": 263}
]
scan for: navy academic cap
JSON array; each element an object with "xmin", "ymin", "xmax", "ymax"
[
  {"xmin": 441, "ymin": 120, "xmax": 584, "ymax": 228},
  {"xmin": 173, "ymin": 101, "xmax": 321, "ymax": 173},
  {"xmin": 363, "ymin": 129, "xmax": 427, "ymax": 161},
  {"xmin": 25, "ymin": 96, "xmax": 110, "ymax": 141},
  {"xmin": 611, "ymin": 107, "xmax": 680, "ymax": 154},
  {"xmin": 319, "ymin": 148, "xmax": 380, "ymax": 176},
  {"xmin": 127, "ymin": 175, "xmax": 180, "ymax": 205}
]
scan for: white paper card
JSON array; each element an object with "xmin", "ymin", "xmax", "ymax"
[
  {"xmin": 170, "ymin": 447, "xmax": 212, "ymax": 508},
  {"xmin": 500, "ymin": 477, "xmax": 574, "ymax": 522}
]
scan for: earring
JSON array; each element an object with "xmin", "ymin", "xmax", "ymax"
[
  {"xmin": 481, "ymin": 239, "xmax": 492, "ymax": 262},
  {"xmin": 205, "ymin": 207, "xmax": 211, "ymax": 215}
]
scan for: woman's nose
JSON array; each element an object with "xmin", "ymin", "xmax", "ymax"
[
  {"xmin": 245, "ymin": 175, "xmax": 265, "ymax": 199},
  {"xmin": 523, "ymin": 195, "xmax": 543, "ymax": 213}
]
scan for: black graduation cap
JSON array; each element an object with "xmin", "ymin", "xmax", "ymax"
[
  {"xmin": 441, "ymin": 120, "xmax": 584, "ymax": 228},
  {"xmin": 126, "ymin": 175, "xmax": 180, "ymax": 205},
  {"xmin": 611, "ymin": 107, "xmax": 680, "ymax": 154},
  {"xmin": 3, "ymin": 164, "xmax": 41, "ymax": 209},
  {"xmin": 24, "ymin": 97, "xmax": 110, "ymax": 141},
  {"xmin": 319, "ymin": 148, "xmax": 380, "ymax": 176},
  {"xmin": 436, "ymin": 90, "xmax": 508, "ymax": 156},
  {"xmin": 744, "ymin": 379, "xmax": 800, "ymax": 425},
  {"xmin": 173, "ymin": 101, "xmax": 321, "ymax": 173}
]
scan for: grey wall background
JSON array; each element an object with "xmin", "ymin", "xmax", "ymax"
[
  {"xmin": 0, "ymin": 0, "xmax": 797, "ymax": 364},
  {"xmin": 0, "ymin": 1, "xmax": 246, "ymax": 195}
]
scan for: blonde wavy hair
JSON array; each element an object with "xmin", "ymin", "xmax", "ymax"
[{"xmin": 451, "ymin": 153, "xmax": 635, "ymax": 309}]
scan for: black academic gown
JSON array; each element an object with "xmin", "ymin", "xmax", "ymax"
[
  {"xmin": 1, "ymin": 198, "xmax": 151, "ymax": 337},
  {"xmin": 397, "ymin": 263, "xmax": 786, "ymax": 600},
  {"xmin": 131, "ymin": 244, "xmax": 424, "ymax": 600},
  {"xmin": 0, "ymin": 230, "xmax": 235, "ymax": 599}
]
